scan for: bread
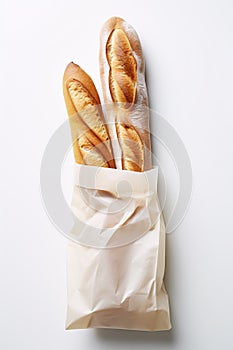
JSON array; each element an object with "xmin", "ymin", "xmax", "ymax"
[
  {"xmin": 99, "ymin": 17, "xmax": 152, "ymax": 171},
  {"xmin": 63, "ymin": 62, "xmax": 115, "ymax": 168}
]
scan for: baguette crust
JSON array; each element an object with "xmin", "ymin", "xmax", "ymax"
[
  {"xmin": 107, "ymin": 28, "xmax": 137, "ymax": 105},
  {"xmin": 100, "ymin": 17, "xmax": 152, "ymax": 171},
  {"xmin": 63, "ymin": 62, "xmax": 115, "ymax": 167}
]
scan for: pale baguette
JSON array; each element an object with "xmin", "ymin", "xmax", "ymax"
[{"xmin": 99, "ymin": 17, "xmax": 152, "ymax": 171}]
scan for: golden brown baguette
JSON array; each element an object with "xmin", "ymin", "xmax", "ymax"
[
  {"xmin": 99, "ymin": 17, "xmax": 152, "ymax": 171},
  {"xmin": 63, "ymin": 62, "xmax": 115, "ymax": 167}
]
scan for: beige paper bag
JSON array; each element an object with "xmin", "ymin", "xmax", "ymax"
[{"xmin": 66, "ymin": 164, "xmax": 171, "ymax": 331}]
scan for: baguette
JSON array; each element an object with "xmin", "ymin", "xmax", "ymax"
[
  {"xmin": 99, "ymin": 17, "xmax": 152, "ymax": 171},
  {"xmin": 63, "ymin": 62, "xmax": 115, "ymax": 168}
]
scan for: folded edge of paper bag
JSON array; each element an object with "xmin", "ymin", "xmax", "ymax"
[
  {"xmin": 66, "ymin": 165, "xmax": 171, "ymax": 331},
  {"xmin": 70, "ymin": 164, "xmax": 161, "ymax": 248}
]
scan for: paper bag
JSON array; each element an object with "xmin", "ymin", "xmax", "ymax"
[{"xmin": 66, "ymin": 164, "xmax": 171, "ymax": 331}]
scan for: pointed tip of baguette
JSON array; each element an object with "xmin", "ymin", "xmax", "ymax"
[
  {"xmin": 101, "ymin": 17, "xmax": 125, "ymax": 33},
  {"xmin": 63, "ymin": 61, "xmax": 101, "ymax": 104},
  {"xmin": 63, "ymin": 61, "xmax": 81, "ymax": 83}
]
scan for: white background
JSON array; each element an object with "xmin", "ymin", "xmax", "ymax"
[{"xmin": 1, "ymin": 0, "xmax": 233, "ymax": 349}]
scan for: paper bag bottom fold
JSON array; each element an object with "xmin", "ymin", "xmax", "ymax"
[{"xmin": 66, "ymin": 220, "xmax": 171, "ymax": 331}]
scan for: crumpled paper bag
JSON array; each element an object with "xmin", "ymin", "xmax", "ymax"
[{"xmin": 66, "ymin": 164, "xmax": 171, "ymax": 331}]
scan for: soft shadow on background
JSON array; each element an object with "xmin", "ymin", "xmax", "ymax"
[{"xmin": 96, "ymin": 327, "xmax": 175, "ymax": 346}]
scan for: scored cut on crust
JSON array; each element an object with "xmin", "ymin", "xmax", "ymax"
[{"xmin": 63, "ymin": 62, "xmax": 115, "ymax": 168}]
